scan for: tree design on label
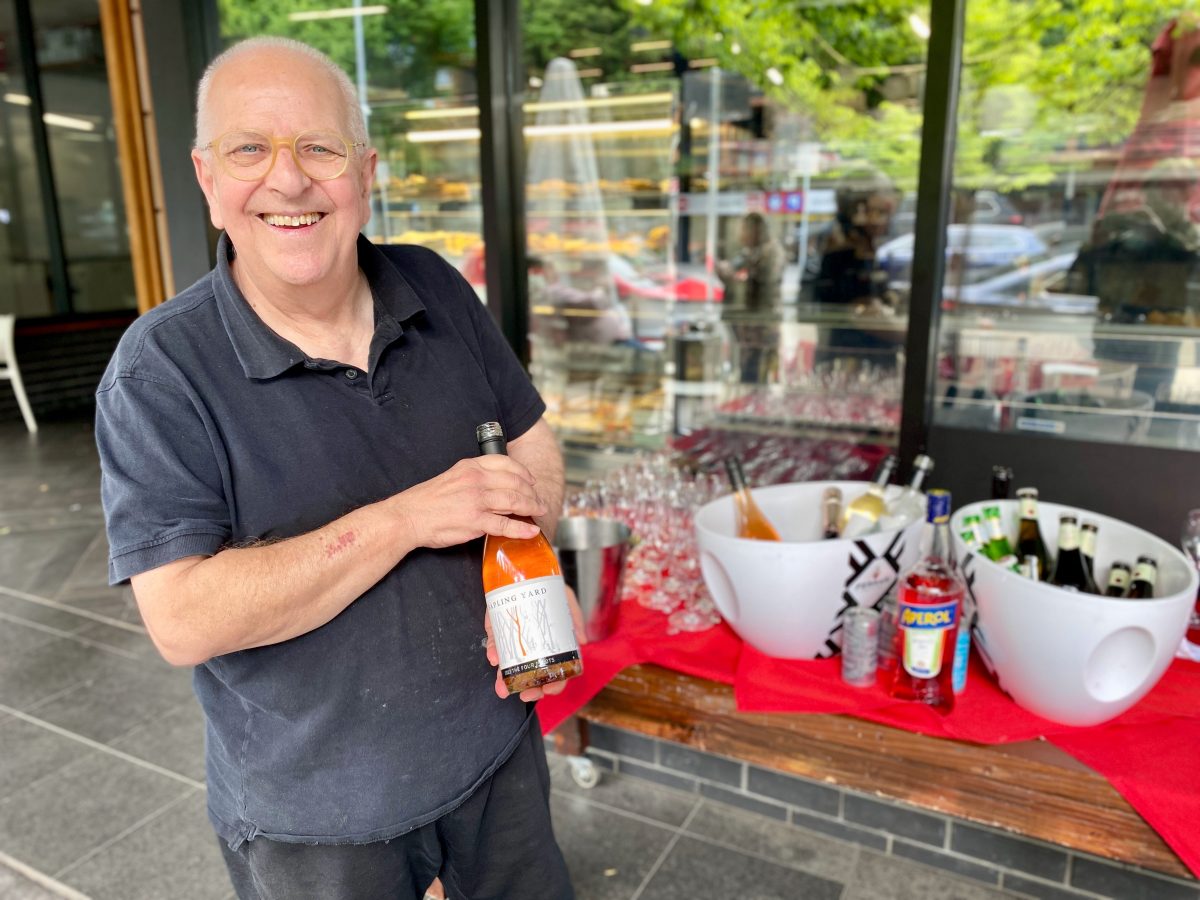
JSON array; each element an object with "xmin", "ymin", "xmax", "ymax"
[{"xmin": 533, "ymin": 595, "xmax": 554, "ymax": 649}]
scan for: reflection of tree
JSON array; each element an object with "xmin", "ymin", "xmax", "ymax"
[
  {"xmin": 217, "ymin": 0, "xmax": 475, "ymax": 99},
  {"xmin": 623, "ymin": 0, "xmax": 1173, "ymax": 191},
  {"xmin": 219, "ymin": 0, "xmax": 1178, "ymax": 192}
]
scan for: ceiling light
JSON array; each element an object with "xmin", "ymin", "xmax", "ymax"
[
  {"xmin": 529, "ymin": 76, "xmax": 544, "ymax": 89},
  {"xmin": 631, "ymin": 40, "xmax": 671, "ymax": 52},
  {"xmin": 43, "ymin": 112, "xmax": 95, "ymax": 131},
  {"xmin": 4, "ymin": 93, "xmax": 31, "ymax": 106},
  {"xmin": 568, "ymin": 47, "xmax": 603, "ymax": 58},
  {"xmin": 731, "ymin": 41, "xmax": 741, "ymax": 55},
  {"xmin": 908, "ymin": 13, "xmax": 931, "ymax": 39},
  {"xmin": 630, "ymin": 62, "xmax": 675, "ymax": 74},
  {"xmin": 288, "ymin": 5, "xmax": 387, "ymax": 21},
  {"xmin": 766, "ymin": 67, "xmax": 784, "ymax": 86}
]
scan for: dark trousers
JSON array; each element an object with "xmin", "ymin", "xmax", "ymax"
[{"xmin": 219, "ymin": 721, "xmax": 574, "ymax": 900}]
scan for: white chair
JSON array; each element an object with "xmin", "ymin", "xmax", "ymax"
[{"xmin": 0, "ymin": 314, "xmax": 37, "ymax": 433}]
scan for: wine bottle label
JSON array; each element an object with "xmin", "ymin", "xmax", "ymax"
[
  {"xmin": 1107, "ymin": 569, "xmax": 1130, "ymax": 590},
  {"xmin": 898, "ymin": 599, "xmax": 958, "ymax": 679},
  {"xmin": 1019, "ymin": 498, "xmax": 1037, "ymax": 520},
  {"xmin": 1132, "ymin": 563, "xmax": 1157, "ymax": 586},
  {"xmin": 1057, "ymin": 523, "xmax": 1079, "ymax": 551},
  {"xmin": 1080, "ymin": 530, "xmax": 1097, "ymax": 559},
  {"xmin": 486, "ymin": 575, "xmax": 579, "ymax": 676}
]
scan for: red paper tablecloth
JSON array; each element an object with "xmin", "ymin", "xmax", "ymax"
[{"xmin": 539, "ymin": 600, "xmax": 1200, "ymax": 878}]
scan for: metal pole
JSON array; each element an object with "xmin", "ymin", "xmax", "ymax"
[
  {"xmin": 704, "ymin": 67, "xmax": 721, "ymax": 302},
  {"xmin": 474, "ymin": 0, "xmax": 529, "ymax": 361},
  {"xmin": 897, "ymin": 0, "xmax": 966, "ymax": 477}
]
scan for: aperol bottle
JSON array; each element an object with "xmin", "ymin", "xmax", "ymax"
[
  {"xmin": 477, "ymin": 422, "xmax": 582, "ymax": 694},
  {"xmin": 888, "ymin": 489, "xmax": 964, "ymax": 715}
]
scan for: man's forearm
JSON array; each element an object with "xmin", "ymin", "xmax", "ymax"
[
  {"xmin": 134, "ymin": 495, "xmax": 414, "ymax": 666},
  {"xmin": 508, "ymin": 418, "xmax": 565, "ymax": 539}
]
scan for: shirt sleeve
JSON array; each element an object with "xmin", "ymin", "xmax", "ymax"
[
  {"xmin": 96, "ymin": 373, "xmax": 231, "ymax": 585},
  {"xmin": 451, "ymin": 263, "xmax": 547, "ymax": 443}
]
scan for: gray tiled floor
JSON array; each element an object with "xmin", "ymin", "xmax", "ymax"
[{"xmin": 0, "ymin": 418, "xmax": 1026, "ymax": 899}]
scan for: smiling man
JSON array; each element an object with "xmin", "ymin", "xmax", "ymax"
[{"xmin": 95, "ymin": 37, "xmax": 576, "ymax": 900}]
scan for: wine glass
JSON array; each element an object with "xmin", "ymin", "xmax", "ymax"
[{"xmin": 1181, "ymin": 509, "xmax": 1200, "ymax": 639}]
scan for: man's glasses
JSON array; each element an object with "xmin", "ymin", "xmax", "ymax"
[{"xmin": 202, "ymin": 131, "xmax": 366, "ymax": 182}]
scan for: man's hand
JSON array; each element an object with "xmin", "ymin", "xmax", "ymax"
[
  {"xmin": 392, "ymin": 455, "xmax": 546, "ymax": 550},
  {"xmin": 485, "ymin": 584, "xmax": 587, "ymax": 702}
]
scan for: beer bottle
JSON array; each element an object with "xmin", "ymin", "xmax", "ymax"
[
  {"xmin": 981, "ymin": 505, "xmax": 1020, "ymax": 571},
  {"xmin": 991, "ymin": 465, "xmax": 1013, "ymax": 500},
  {"xmin": 959, "ymin": 515, "xmax": 986, "ymax": 553},
  {"xmin": 724, "ymin": 457, "xmax": 781, "ymax": 541},
  {"xmin": 1014, "ymin": 488, "xmax": 1050, "ymax": 581},
  {"xmin": 841, "ymin": 455, "xmax": 898, "ymax": 539},
  {"xmin": 1104, "ymin": 562, "xmax": 1132, "ymax": 597},
  {"xmin": 1048, "ymin": 514, "xmax": 1098, "ymax": 593},
  {"xmin": 1080, "ymin": 521, "xmax": 1099, "ymax": 579},
  {"xmin": 1126, "ymin": 556, "xmax": 1158, "ymax": 599}
]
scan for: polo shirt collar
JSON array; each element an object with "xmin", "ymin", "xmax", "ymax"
[{"xmin": 213, "ymin": 232, "xmax": 427, "ymax": 380}]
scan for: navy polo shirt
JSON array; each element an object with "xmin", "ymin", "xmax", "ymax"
[{"xmin": 95, "ymin": 233, "xmax": 544, "ymax": 848}]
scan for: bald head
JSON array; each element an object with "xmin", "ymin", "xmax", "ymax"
[{"xmin": 194, "ymin": 37, "xmax": 368, "ymax": 149}]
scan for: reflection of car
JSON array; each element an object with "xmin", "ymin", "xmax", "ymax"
[
  {"xmin": 877, "ymin": 225, "xmax": 1048, "ymax": 280},
  {"xmin": 943, "ymin": 253, "xmax": 1098, "ymax": 314},
  {"xmin": 891, "ymin": 189, "xmax": 1025, "ymax": 236},
  {"xmin": 603, "ymin": 255, "xmax": 724, "ymax": 344},
  {"xmin": 607, "ymin": 255, "xmax": 724, "ymax": 303}
]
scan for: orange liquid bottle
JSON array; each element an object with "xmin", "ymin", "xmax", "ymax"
[
  {"xmin": 724, "ymin": 457, "xmax": 780, "ymax": 541},
  {"xmin": 477, "ymin": 422, "xmax": 582, "ymax": 694}
]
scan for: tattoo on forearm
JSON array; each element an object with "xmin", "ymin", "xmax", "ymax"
[{"xmin": 325, "ymin": 530, "xmax": 357, "ymax": 558}]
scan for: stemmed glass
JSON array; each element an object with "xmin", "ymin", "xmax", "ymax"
[{"xmin": 1181, "ymin": 509, "xmax": 1200, "ymax": 640}]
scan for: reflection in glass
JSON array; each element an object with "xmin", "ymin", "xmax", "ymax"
[
  {"xmin": 939, "ymin": 9, "xmax": 1200, "ymax": 451},
  {"xmin": 523, "ymin": 1, "xmax": 927, "ymax": 459},
  {"xmin": 33, "ymin": 1, "xmax": 136, "ymax": 313},
  {"xmin": 0, "ymin": 0, "xmax": 54, "ymax": 316},
  {"xmin": 217, "ymin": 0, "xmax": 483, "ymax": 292}
]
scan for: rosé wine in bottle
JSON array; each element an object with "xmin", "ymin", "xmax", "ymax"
[
  {"xmin": 478, "ymin": 422, "xmax": 582, "ymax": 695},
  {"xmin": 888, "ymin": 489, "xmax": 963, "ymax": 715}
]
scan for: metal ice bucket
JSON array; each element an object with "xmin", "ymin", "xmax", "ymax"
[{"xmin": 553, "ymin": 517, "xmax": 632, "ymax": 641}]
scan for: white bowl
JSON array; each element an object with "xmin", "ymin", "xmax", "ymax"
[
  {"xmin": 952, "ymin": 500, "xmax": 1197, "ymax": 727},
  {"xmin": 695, "ymin": 481, "xmax": 925, "ymax": 659}
]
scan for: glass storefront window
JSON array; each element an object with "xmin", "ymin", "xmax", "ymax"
[
  {"xmin": 33, "ymin": 2, "xmax": 136, "ymax": 313},
  {"xmin": 1, "ymin": 1, "xmax": 56, "ymax": 317},
  {"xmin": 217, "ymin": 1, "xmax": 484, "ymax": 294},
  {"xmin": 0, "ymin": 1, "xmax": 138, "ymax": 317},
  {"xmin": 521, "ymin": 1, "xmax": 928, "ymax": 461},
  {"xmin": 937, "ymin": 7, "xmax": 1200, "ymax": 451}
]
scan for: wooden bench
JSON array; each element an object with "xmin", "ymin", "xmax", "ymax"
[{"xmin": 557, "ymin": 663, "xmax": 1190, "ymax": 880}]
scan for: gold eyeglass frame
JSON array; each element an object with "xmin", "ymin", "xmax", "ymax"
[{"xmin": 201, "ymin": 131, "xmax": 367, "ymax": 182}]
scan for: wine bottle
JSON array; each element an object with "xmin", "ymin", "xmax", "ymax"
[
  {"xmin": 1126, "ymin": 556, "xmax": 1158, "ymax": 599},
  {"xmin": 724, "ymin": 457, "xmax": 781, "ymax": 541},
  {"xmin": 1048, "ymin": 514, "xmax": 1099, "ymax": 593},
  {"xmin": 991, "ymin": 465, "xmax": 1013, "ymax": 500},
  {"xmin": 841, "ymin": 455, "xmax": 898, "ymax": 539},
  {"xmin": 821, "ymin": 487, "xmax": 843, "ymax": 540},
  {"xmin": 1080, "ymin": 521, "xmax": 1099, "ymax": 579},
  {"xmin": 888, "ymin": 490, "xmax": 964, "ymax": 714},
  {"xmin": 477, "ymin": 422, "xmax": 582, "ymax": 694},
  {"xmin": 879, "ymin": 454, "xmax": 934, "ymax": 530},
  {"xmin": 1104, "ymin": 561, "xmax": 1132, "ymax": 597},
  {"xmin": 1015, "ymin": 488, "xmax": 1050, "ymax": 581}
]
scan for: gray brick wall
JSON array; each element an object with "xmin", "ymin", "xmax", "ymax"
[{"xmin": 568, "ymin": 723, "xmax": 1200, "ymax": 900}]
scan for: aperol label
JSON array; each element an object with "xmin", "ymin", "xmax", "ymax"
[{"xmin": 898, "ymin": 599, "xmax": 958, "ymax": 678}]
